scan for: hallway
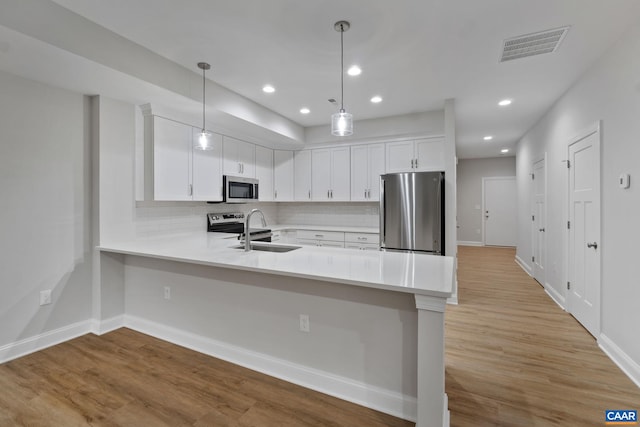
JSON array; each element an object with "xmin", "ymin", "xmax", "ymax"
[{"xmin": 446, "ymin": 246, "xmax": 640, "ymax": 426}]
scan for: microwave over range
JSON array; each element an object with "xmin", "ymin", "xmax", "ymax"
[{"xmin": 223, "ymin": 175, "xmax": 259, "ymax": 203}]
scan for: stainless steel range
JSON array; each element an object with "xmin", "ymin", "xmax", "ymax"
[{"xmin": 207, "ymin": 212, "xmax": 272, "ymax": 242}]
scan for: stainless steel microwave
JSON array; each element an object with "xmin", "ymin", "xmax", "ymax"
[{"xmin": 223, "ymin": 175, "xmax": 259, "ymax": 203}]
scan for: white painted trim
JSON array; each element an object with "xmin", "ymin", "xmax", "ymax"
[
  {"xmin": 415, "ymin": 295, "xmax": 447, "ymax": 313},
  {"xmin": 544, "ymin": 286, "xmax": 566, "ymax": 310},
  {"xmin": 599, "ymin": 334, "xmax": 640, "ymax": 389},
  {"xmin": 443, "ymin": 393, "xmax": 450, "ymax": 427},
  {"xmin": 515, "ymin": 254, "xmax": 532, "ymax": 276},
  {"xmin": 123, "ymin": 315, "xmax": 417, "ymax": 422},
  {"xmin": 0, "ymin": 320, "xmax": 93, "ymax": 364},
  {"xmin": 91, "ymin": 315, "xmax": 125, "ymax": 335},
  {"xmin": 457, "ymin": 241, "xmax": 483, "ymax": 247}
]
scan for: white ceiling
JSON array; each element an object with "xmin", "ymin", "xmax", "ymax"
[{"xmin": 23, "ymin": 1, "xmax": 640, "ymax": 157}]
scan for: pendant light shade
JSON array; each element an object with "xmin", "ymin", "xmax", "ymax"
[
  {"xmin": 196, "ymin": 62, "xmax": 213, "ymax": 150},
  {"xmin": 331, "ymin": 21, "xmax": 353, "ymax": 137}
]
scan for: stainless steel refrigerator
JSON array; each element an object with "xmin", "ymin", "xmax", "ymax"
[{"xmin": 379, "ymin": 171, "xmax": 445, "ymax": 255}]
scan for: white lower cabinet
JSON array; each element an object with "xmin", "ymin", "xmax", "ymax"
[
  {"xmin": 295, "ymin": 230, "xmax": 345, "ymax": 248},
  {"xmin": 344, "ymin": 232, "xmax": 380, "ymax": 250}
]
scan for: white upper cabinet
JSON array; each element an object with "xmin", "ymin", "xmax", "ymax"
[
  {"xmin": 150, "ymin": 116, "xmax": 222, "ymax": 201},
  {"xmin": 385, "ymin": 138, "xmax": 445, "ymax": 173},
  {"xmin": 415, "ymin": 138, "xmax": 445, "ymax": 171},
  {"xmin": 255, "ymin": 145, "xmax": 274, "ymax": 201},
  {"xmin": 294, "ymin": 150, "xmax": 312, "ymax": 201},
  {"xmin": 191, "ymin": 129, "xmax": 223, "ymax": 201},
  {"xmin": 153, "ymin": 116, "xmax": 192, "ymax": 201},
  {"xmin": 223, "ymin": 136, "xmax": 255, "ymax": 177},
  {"xmin": 274, "ymin": 150, "xmax": 294, "ymax": 201},
  {"xmin": 311, "ymin": 147, "xmax": 350, "ymax": 201},
  {"xmin": 351, "ymin": 143, "xmax": 384, "ymax": 201}
]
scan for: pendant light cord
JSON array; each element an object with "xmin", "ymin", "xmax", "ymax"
[
  {"xmin": 202, "ymin": 66, "xmax": 206, "ymax": 132},
  {"xmin": 340, "ymin": 23, "xmax": 344, "ymax": 111}
]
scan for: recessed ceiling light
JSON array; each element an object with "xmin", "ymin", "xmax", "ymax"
[
  {"xmin": 498, "ymin": 99, "xmax": 512, "ymax": 106},
  {"xmin": 501, "ymin": 148, "xmax": 509, "ymax": 153},
  {"xmin": 370, "ymin": 96, "xmax": 382, "ymax": 103},
  {"xmin": 347, "ymin": 65, "xmax": 361, "ymax": 76},
  {"xmin": 483, "ymin": 136, "xmax": 493, "ymax": 141},
  {"xmin": 300, "ymin": 107, "xmax": 310, "ymax": 114},
  {"xmin": 262, "ymin": 85, "xmax": 275, "ymax": 93}
]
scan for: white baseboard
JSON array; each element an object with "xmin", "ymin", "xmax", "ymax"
[
  {"xmin": 0, "ymin": 320, "xmax": 93, "ymax": 364},
  {"xmin": 123, "ymin": 314, "xmax": 417, "ymax": 422},
  {"xmin": 514, "ymin": 255, "xmax": 532, "ymax": 276},
  {"xmin": 457, "ymin": 241, "xmax": 483, "ymax": 247},
  {"xmin": 91, "ymin": 315, "xmax": 125, "ymax": 335},
  {"xmin": 544, "ymin": 285, "xmax": 566, "ymax": 310},
  {"xmin": 598, "ymin": 334, "xmax": 640, "ymax": 389}
]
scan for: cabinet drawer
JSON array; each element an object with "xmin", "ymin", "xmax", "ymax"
[
  {"xmin": 345, "ymin": 242, "xmax": 379, "ymax": 251},
  {"xmin": 344, "ymin": 232, "xmax": 379, "ymax": 244},
  {"xmin": 296, "ymin": 230, "xmax": 345, "ymax": 242}
]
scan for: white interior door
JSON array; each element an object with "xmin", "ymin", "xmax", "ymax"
[
  {"xmin": 483, "ymin": 177, "xmax": 517, "ymax": 246},
  {"xmin": 567, "ymin": 127, "xmax": 601, "ymax": 337},
  {"xmin": 532, "ymin": 158, "xmax": 546, "ymax": 284}
]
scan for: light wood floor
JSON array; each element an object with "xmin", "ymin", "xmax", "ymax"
[
  {"xmin": 447, "ymin": 246, "xmax": 640, "ymax": 426},
  {"xmin": 1, "ymin": 246, "xmax": 638, "ymax": 426}
]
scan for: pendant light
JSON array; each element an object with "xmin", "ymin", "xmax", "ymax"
[
  {"xmin": 196, "ymin": 62, "xmax": 213, "ymax": 150},
  {"xmin": 331, "ymin": 21, "xmax": 353, "ymax": 136}
]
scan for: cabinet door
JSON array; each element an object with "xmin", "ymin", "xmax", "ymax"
[
  {"xmin": 223, "ymin": 136, "xmax": 255, "ymax": 176},
  {"xmin": 238, "ymin": 139, "xmax": 255, "ymax": 177},
  {"xmin": 153, "ymin": 117, "xmax": 191, "ymax": 201},
  {"xmin": 192, "ymin": 130, "xmax": 223, "ymax": 201},
  {"xmin": 350, "ymin": 145, "xmax": 369, "ymax": 201},
  {"xmin": 255, "ymin": 145, "xmax": 274, "ymax": 201},
  {"xmin": 311, "ymin": 149, "xmax": 331, "ymax": 200},
  {"xmin": 415, "ymin": 138, "xmax": 445, "ymax": 171},
  {"xmin": 367, "ymin": 144, "xmax": 385, "ymax": 201},
  {"xmin": 385, "ymin": 140, "xmax": 414, "ymax": 173},
  {"xmin": 294, "ymin": 150, "xmax": 312, "ymax": 201},
  {"xmin": 274, "ymin": 150, "xmax": 294, "ymax": 201},
  {"xmin": 317, "ymin": 240, "xmax": 345, "ymax": 248},
  {"xmin": 330, "ymin": 147, "xmax": 350, "ymax": 201}
]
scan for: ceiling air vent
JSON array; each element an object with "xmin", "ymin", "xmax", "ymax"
[{"xmin": 500, "ymin": 26, "xmax": 570, "ymax": 62}]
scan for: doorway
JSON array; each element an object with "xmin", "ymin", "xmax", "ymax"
[
  {"xmin": 483, "ymin": 176, "xmax": 517, "ymax": 246},
  {"xmin": 532, "ymin": 157, "xmax": 546, "ymax": 285},
  {"xmin": 567, "ymin": 123, "xmax": 601, "ymax": 338}
]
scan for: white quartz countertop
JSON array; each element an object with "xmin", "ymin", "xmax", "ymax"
[{"xmin": 98, "ymin": 233, "xmax": 453, "ymax": 298}]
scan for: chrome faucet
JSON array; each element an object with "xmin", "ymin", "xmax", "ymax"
[{"xmin": 245, "ymin": 208, "xmax": 267, "ymax": 252}]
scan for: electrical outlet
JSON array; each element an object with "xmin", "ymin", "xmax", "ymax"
[
  {"xmin": 299, "ymin": 314, "xmax": 310, "ymax": 333},
  {"xmin": 164, "ymin": 286, "xmax": 171, "ymax": 300},
  {"xmin": 40, "ymin": 290, "xmax": 52, "ymax": 306}
]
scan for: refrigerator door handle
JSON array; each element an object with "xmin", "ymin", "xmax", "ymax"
[
  {"xmin": 380, "ymin": 177, "xmax": 385, "ymax": 247},
  {"xmin": 434, "ymin": 174, "xmax": 443, "ymax": 254}
]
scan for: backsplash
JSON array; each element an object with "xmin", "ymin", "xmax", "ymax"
[
  {"xmin": 133, "ymin": 202, "xmax": 279, "ymax": 238},
  {"xmin": 131, "ymin": 201, "xmax": 379, "ymax": 238},
  {"xmin": 277, "ymin": 202, "xmax": 379, "ymax": 228}
]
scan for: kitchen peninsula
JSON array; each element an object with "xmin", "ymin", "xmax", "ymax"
[{"xmin": 97, "ymin": 233, "xmax": 454, "ymax": 427}]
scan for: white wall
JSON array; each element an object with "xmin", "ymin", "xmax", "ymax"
[
  {"xmin": 457, "ymin": 157, "xmax": 516, "ymax": 244},
  {"xmin": 516, "ymin": 18, "xmax": 640, "ymax": 382},
  {"xmin": 0, "ymin": 70, "xmax": 92, "ymax": 352}
]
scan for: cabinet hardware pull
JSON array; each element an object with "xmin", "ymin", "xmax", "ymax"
[
  {"xmin": 308, "ymin": 190, "xmax": 311, "ymax": 199},
  {"xmin": 415, "ymin": 158, "xmax": 418, "ymax": 168},
  {"xmin": 587, "ymin": 242, "xmax": 598, "ymax": 249},
  {"xmin": 364, "ymin": 190, "xmax": 367, "ymax": 198},
  {"xmin": 327, "ymin": 190, "xmax": 330, "ymax": 199},
  {"xmin": 331, "ymin": 190, "xmax": 333, "ymax": 198},
  {"xmin": 275, "ymin": 190, "xmax": 277, "ymax": 199},
  {"xmin": 411, "ymin": 159, "xmax": 414, "ymax": 168},
  {"xmin": 188, "ymin": 184, "xmax": 193, "ymax": 196},
  {"xmin": 238, "ymin": 163, "xmax": 242, "ymax": 173}
]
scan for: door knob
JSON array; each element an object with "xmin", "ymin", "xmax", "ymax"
[{"xmin": 587, "ymin": 242, "xmax": 598, "ymax": 249}]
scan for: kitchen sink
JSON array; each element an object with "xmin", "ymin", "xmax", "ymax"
[{"xmin": 232, "ymin": 243, "xmax": 301, "ymax": 253}]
